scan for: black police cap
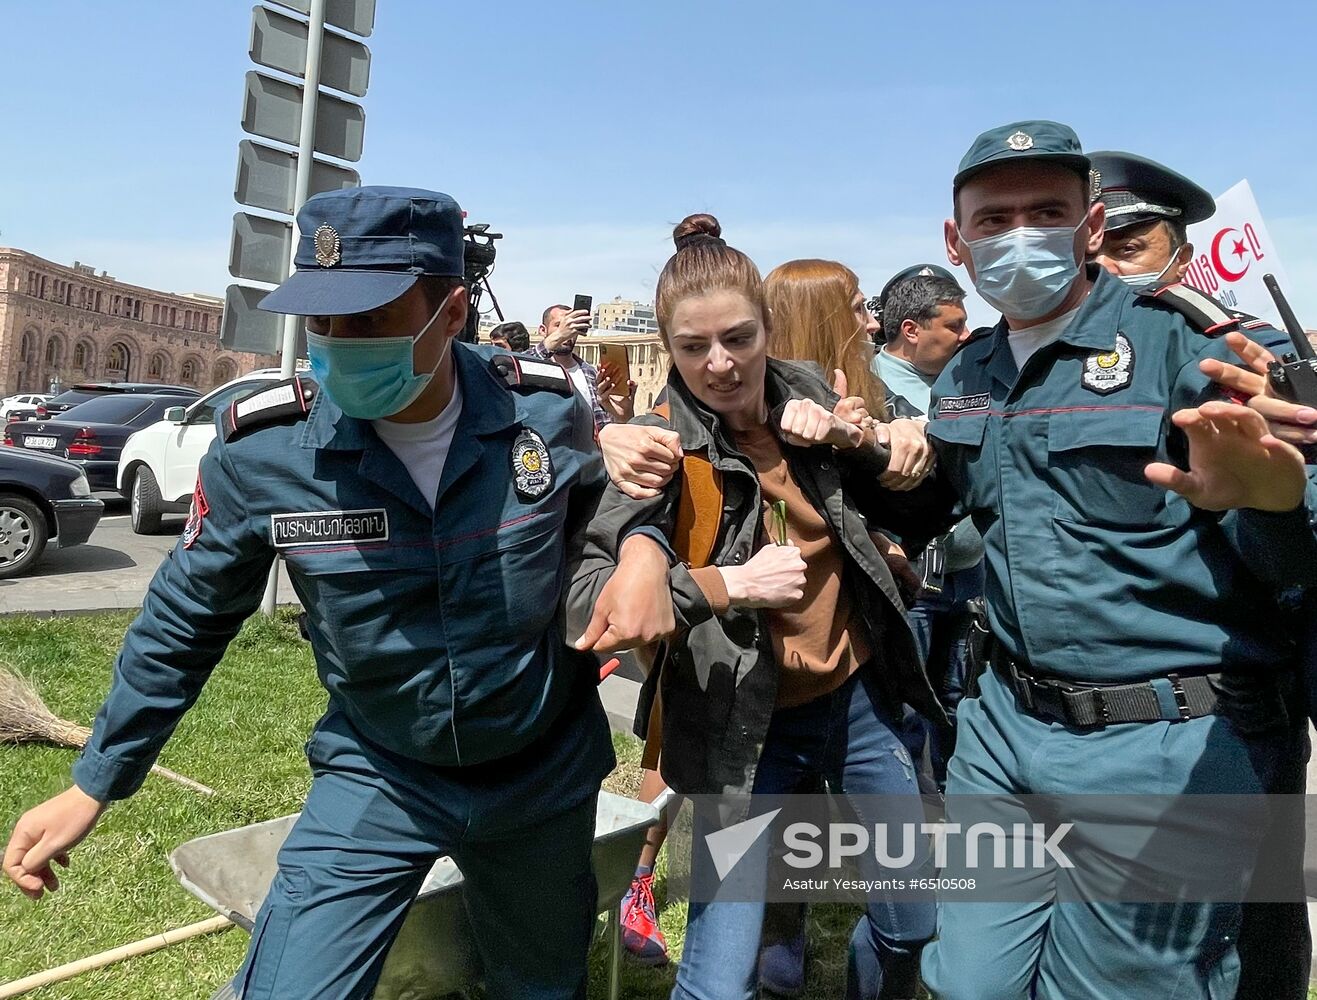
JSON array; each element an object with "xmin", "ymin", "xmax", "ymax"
[{"xmin": 1090, "ymin": 151, "xmax": 1215, "ymax": 234}]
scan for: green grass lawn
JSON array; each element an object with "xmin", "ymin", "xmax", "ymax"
[{"xmin": 1, "ymin": 610, "xmax": 1313, "ymax": 999}]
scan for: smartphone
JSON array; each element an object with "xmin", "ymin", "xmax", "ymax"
[
  {"xmin": 596, "ymin": 341, "xmax": 632, "ymax": 393},
  {"xmin": 572, "ymin": 294, "xmax": 593, "ymax": 316}
]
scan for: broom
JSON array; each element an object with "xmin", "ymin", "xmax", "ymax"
[
  {"xmin": 0, "ymin": 667, "xmax": 214, "ymax": 796},
  {"xmin": 0, "ymin": 916, "xmax": 232, "ymax": 999}
]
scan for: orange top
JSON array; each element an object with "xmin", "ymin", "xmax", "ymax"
[{"xmin": 690, "ymin": 423, "xmax": 870, "ymax": 708}]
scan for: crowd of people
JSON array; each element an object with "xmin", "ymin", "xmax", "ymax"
[{"xmin": 5, "ymin": 119, "xmax": 1317, "ymax": 1000}]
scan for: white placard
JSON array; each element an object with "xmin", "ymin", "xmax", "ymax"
[{"xmin": 1183, "ymin": 180, "xmax": 1292, "ymax": 326}]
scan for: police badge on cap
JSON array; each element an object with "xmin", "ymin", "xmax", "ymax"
[{"xmin": 512, "ymin": 429, "xmax": 554, "ymax": 501}]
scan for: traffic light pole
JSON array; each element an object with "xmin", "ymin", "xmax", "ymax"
[{"xmin": 262, "ymin": 0, "xmax": 326, "ymax": 616}]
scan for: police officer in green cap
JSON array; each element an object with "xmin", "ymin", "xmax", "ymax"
[{"xmin": 919, "ymin": 120, "xmax": 1317, "ymax": 999}]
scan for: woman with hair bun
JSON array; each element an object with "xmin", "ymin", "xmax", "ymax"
[
  {"xmin": 610, "ymin": 214, "xmax": 726, "ymax": 968},
  {"xmin": 572, "ymin": 214, "xmax": 955, "ymax": 999}
]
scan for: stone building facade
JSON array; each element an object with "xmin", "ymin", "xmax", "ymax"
[
  {"xmin": 592, "ymin": 297, "xmax": 658, "ymax": 336},
  {"xmin": 0, "ymin": 248, "xmax": 278, "ymax": 396},
  {"xmin": 574, "ymin": 331, "xmax": 668, "ymax": 413}
]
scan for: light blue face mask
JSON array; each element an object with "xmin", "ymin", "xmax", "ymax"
[
  {"xmin": 306, "ymin": 292, "xmax": 452, "ymax": 419},
  {"xmin": 962, "ymin": 220, "xmax": 1086, "ymax": 321},
  {"xmin": 1114, "ymin": 246, "xmax": 1182, "ymax": 288}
]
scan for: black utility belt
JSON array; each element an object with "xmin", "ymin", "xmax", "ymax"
[{"xmin": 994, "ymin": 655, "xmax": 1219, "ymax": 728}]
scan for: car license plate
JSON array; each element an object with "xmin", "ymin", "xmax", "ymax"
[{"xmin": 23, "ymin": 436, "xmax": 57, "ymax": 450}]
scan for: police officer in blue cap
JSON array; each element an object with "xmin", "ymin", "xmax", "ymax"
[
  {"xmin": 918, "ymin": 122, "xmax": 1317, "ymax": 999},
  {"xmin": 3, "ymin": 186, "xmax": 675, "ymax": 999}
]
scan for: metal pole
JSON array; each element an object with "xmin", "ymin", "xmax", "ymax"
[{"xmin": 263, "ymin": 0, "xmax": 327, "ymax": 616}]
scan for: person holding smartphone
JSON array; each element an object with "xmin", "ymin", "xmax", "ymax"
[{"xmin": 529, "ymin": 299, "xmax": 621, "ymax": 430}]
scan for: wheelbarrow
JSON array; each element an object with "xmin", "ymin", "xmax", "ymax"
[{"xmin": 170, "ymin": 789, "xmax": 671, "ymax": 1000}]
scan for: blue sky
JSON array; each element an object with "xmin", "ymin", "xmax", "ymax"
[{"xmin": 5, "ymin": 0, "xmax": 1316, "ymax": 330}]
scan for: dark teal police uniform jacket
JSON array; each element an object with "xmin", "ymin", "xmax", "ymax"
[
  {"xmin": 72, "ymin": 343, "xmax": 610, "ymax": 801},
  {"xmin": 926, "ymin": 267, "xmax": 1317, "ymax": 683}
]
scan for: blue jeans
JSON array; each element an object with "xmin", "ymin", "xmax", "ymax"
[
  {"xmin": 905, "ymin": 562, "xmax": 984, "ymax": 786},
  {"xmin": 673, "ymin": 669, "xmax": 937, "ymax": 1000}
]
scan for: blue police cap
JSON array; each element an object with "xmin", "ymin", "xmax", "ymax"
[
  {"xmin": 1089, "ymin": 151, "xmax": 1215, "ymax": 234},
  {"xmin": 259, "ymin": 186, "xmax": 465, "ymax": 316},
  {"xmin": 954, "ymin": 120, "xmax": 1090, "ymax": 191}
]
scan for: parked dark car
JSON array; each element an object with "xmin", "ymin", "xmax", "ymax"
[
  {"xmin": 31, "ymin": 382, "xmax": 200, "ymax": 420},
  {"xmin": 0, "ymin": 448, "xmax": 103, "ymax": 579},
  {"xmin": 4, "ymin": 394, "xmax": 192, "ymax": 492}
]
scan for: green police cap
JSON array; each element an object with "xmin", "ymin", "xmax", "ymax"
[
  {"xmin": 954, "ymin": 120, "xmax": 1090, "ymax": 191},
  {"xmin": 1089, "ymin": 151, "xmax": 1216, "ymax": 233}
]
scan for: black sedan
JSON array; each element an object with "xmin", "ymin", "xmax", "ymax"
[
  {"xmin": 8, "ymin": 382, "xmax": 200, "ymax": 423},
  {"xmin": 0, "ymin": 448, "xmax": 103, "ymax": 579},
  {"xmin": 4, "ymin": 394, "xmax": 190, "ymax": 492}
]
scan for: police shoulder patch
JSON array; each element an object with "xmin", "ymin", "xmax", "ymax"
[
  {"xmin": 1082, "ymin": 333, "xmax": 1135, "ymax": 395},
  {"xmin": 1136, "ymin": 283, "xmax": 1241, "ymax": 337},
  {"xmin": 490, "ymin": 355, "xmax": 573, "ymax": 396},
  {"xmin": 221, "ymin": 376, "xmax": 318, "ymax": 442},
  {"xmin": 511, "ymin": 428, "xmax": 554, "ymax": 501},
  {"xmin": 182, "ymin": 474, "xmax": 209, "ymax": 549}
]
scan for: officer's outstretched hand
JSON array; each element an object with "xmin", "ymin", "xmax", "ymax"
[
  {"xmin": 597, "ymin": 423, "xmax": 683, "ymax": 500},
  {"xmin": 1200, "ymin": 332, "xmax": 1317, "ymax": 447},
  {"xmin": 1145, "ymin": 401, "xmax": 1307, "ymax": 512},
  {"xmin": 4, "ymin": 785, "xmax": 106, "ymax": 901},
  {"xmin": 576, "ymin": 536, "xmax": 676, "ymax": 654}
]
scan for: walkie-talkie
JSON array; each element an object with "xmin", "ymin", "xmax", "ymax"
[{"xmin": 1263, "ymin": 273, "xmax": 1317, "ymax": 407}]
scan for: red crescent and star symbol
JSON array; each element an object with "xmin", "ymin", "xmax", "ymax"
[{"xmin": 1210, "ymin": 226, "xmax": 1253, "ymax": 282}]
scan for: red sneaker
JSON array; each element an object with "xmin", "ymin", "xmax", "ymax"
[{"xmin": 619, "ymin": 872, "xmax": 669, "ymax": 965}]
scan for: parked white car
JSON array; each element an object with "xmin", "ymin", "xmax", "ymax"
[
  {"xmin": 116, "ymin": 370, "xmax": 290, "ymax": 533},
  {"xmin": 0, "ymin": 394, "xmax": 52, "ymax": 419}
]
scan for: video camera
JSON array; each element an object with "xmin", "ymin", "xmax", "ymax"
[
  {"xmin": 464, "ymin": 223, "xmax": 500, "ymax": 284},
  {"xmin": 460, "ymin": 223, "xmax": 504, "ymax": 343}
]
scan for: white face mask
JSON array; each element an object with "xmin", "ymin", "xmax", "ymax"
[{"xmin": 1114, "ymin": 246, "xmax": 1183, "ymax": 288}]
